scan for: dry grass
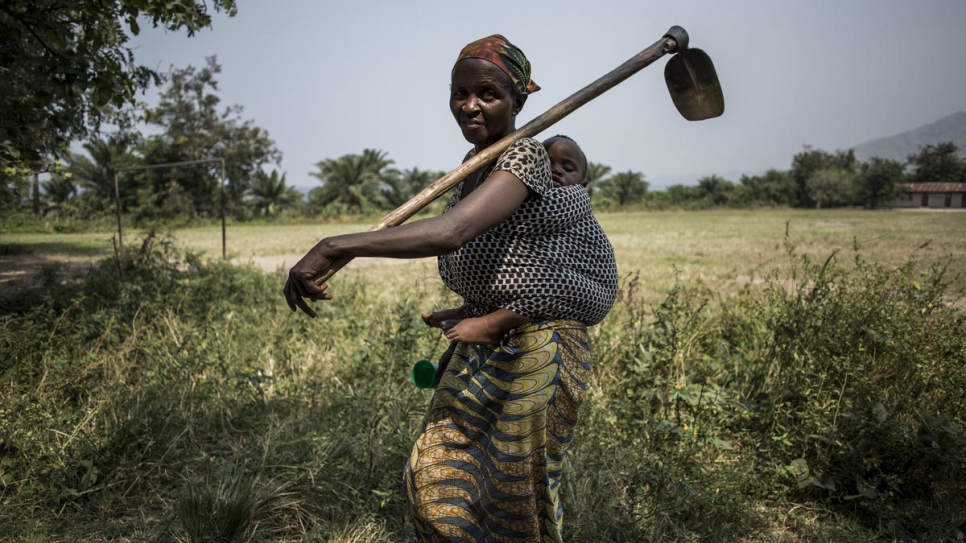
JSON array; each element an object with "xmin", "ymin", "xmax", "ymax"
[
  {"xmin": 4, "ymin": 209, "xmax": 964, "ymax": 307},
  {"xmin": 604, "ymin": 209, "xmax": 965, "ymax": 301}
]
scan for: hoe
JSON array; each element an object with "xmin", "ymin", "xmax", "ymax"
[{"xmin": 313, "ymin": 25, "xmax": 724, "ymax": 286}]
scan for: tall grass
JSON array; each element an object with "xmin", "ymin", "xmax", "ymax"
[{"xmin": 1, "ymin": 225, "xmax": 964, "ymax": 541}]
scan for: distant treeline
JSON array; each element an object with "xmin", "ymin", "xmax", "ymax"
[{"xmin": 3, "ymin": 57, "xmax": 966, "ymax": 229}]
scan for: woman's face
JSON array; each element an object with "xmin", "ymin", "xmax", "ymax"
[{"xmin": 450, "ymin": 59, "xmax": 525, "ymax": 150}]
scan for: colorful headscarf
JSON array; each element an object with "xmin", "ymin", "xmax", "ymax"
[{"xmin": 455, "ymin": 34, "xmax": 540, "ymax": 95}]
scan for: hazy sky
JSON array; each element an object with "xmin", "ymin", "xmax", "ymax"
[{"xmin": 128, "ymin": 0, "xmax": 966, "ymax": 189}]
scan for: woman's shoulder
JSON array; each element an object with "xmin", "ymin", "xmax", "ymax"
[
  {"xmin": 463, "ymin": 138, "xmax": 543, "ymax": 160},
  {"xmin": 495, "ymin": 138, "xmax": 551, "ymax": 194},
  {"xmin": 501, "ymin": 137, "xmax": 545, "ymax": 157}
]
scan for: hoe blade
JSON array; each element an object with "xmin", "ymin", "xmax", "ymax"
[{"xmin": 665, "ymin": 48, "xmax": 724, "ymax": 121}]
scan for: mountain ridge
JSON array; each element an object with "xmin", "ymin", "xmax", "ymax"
[{"xmin": 852, "ymin": 111, "xmax": 966, "ymax": 163}]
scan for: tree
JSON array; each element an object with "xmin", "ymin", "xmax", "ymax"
[
  {"xmin": 806, "ymin": 168, "xmax": 854, "ymax": 209},
  {"xmin": 66, "ymin": 135, "xmax": 142, "ymax": 216},
  {"xmin": 247, "ymin": 169, "xmax": 300, "ymax": 216},
  {"xmin": 308, "ymin": 150, "xmax": 395, "ymax": 214},
  {"xmin": 694, "ymin": 175, "xmax": 734, "ymax": 206},
  {"xmin": 0, "ymin": 0, "xmax": 236, "ymax": 172},
  {"xmin": 0, "ymin": 171, "xmax": 30, "ymax": 213},
  {"xmin": 584, "ymin": 162, "xmax": 612, "ymax": 200},
  {"xmin": 738, "ymin": 169, "xmax": 796, "ymax": 207},
  {"xmin": 790, "ymin": 146, "xmax": 858, "ymax": 207},
  {"xmin": 857, "ymin": 157, "xmax": 906, "ymax": 209},
  {"xmin": 140, "ymin": 57, "xmax": 282, "ymax": 219},
  {"xmin": 41, "ymin": 171, "xmax": 77, "ymax": 212},
  {"xmin": 383, "ymin": 167, "xmax": 441, "ymax": 208},
  {"xmin": 906, "ymin": 142, "xmax": 965, "ymax": 185},
  {"xmin": 596, "ymin": 170, "xmax": 648, "ymax": 208},
  {"xmin": 665, "ymin": 184, "xmax": 695, "ymax": 207}
]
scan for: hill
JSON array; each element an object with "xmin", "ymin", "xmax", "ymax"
[{"xmin": 853, "ymin": 111, "xmax": 966, "ymax": 162}]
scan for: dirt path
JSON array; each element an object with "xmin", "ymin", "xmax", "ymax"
[{"xmin": 0, "ymin": 253, "xmax": 98, "ymax": 291}]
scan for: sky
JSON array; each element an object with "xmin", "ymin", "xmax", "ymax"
[{"xmin": 126, "ymin": 0, "xmax": 966, "ymax": 190}]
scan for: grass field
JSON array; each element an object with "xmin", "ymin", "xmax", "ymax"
[
  {"xmin": 2, "ymin": 208, "xmax": 965, "ymax": 542},
  {"xmin": 4, "ymin": 208, "xmax": 965, "ymax": 305}
]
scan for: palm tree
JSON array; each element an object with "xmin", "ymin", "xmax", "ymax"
[
  {"xmin": 597, "ymin": 170, "xmax": 648, "ymax": 207},
  {"xmin": 42, "ymin": 172, "xmax": 77, "ymax": 213},
  {"xmin": 665, "ymin": 184, "xmax": 694, "ymax": 207},
  {"xmin": 68, "ymin": 136, "xmax": 139, "ymax": 203},
  {"xmin": 383, "ymin": 167, "xmax": 441, "ymax": 208},
  {"xmin": 584, "ymin": 162, "xmax": 612, "ymax": 199},
  {"xmin": 695, "ymin": 175, "xmax": 734, "ymax": 206},
  {"xmin": 309, "ymin": 149, "xmax": 395, "ymax": 213},
  {"xmin": 247, "ymin": 169, "xmax": 300, "ymax": 216}
]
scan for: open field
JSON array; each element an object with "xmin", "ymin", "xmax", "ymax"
[
  {"xmin": 4, "ymin": 208, "xmax": 965, "ymax": 306},
  {"xmin": 2, "ymin": 208, "xmax": 965, "ymax": 541}
]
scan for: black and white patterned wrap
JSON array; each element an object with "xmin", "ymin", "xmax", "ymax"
[{"xmin": 438, "ymin": 138, "xmax": 619, "ymax": 326}]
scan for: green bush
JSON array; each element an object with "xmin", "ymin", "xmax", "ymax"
[
  {"xmin": 737, "ymin": 249, "xmax": 966, "ymax": 537},
  {"xmin": 0, "ymin": 211, "xmax": 48, "ymax": 233},
  {"xmin": 580, "ymin": 241, "xmax": 966, "ymax": 541}
]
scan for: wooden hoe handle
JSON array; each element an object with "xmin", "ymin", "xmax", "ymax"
[{"xmin": 315, "ymin": 30, "xmax": 684, "ymax": 285}]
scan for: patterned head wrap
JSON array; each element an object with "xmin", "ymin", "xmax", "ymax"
[{"xmin": 455, "ymin": 34, "xmax": 540, "ymax": 95}]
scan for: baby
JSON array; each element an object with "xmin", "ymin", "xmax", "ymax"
[{"xmin": 422, "ymin": 135, "xmax": 600, "ymax": 349}]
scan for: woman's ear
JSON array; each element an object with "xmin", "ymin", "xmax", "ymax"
[{"xmin": 512, "ymin": 94, "xmax": 527, "ymax": 117}]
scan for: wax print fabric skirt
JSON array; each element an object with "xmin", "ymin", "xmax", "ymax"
[{"xmin": 404, "ymin": 319, "xmax": 590, "ymax": 543}]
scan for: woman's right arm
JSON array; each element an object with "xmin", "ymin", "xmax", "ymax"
[{"xmin": 284, "ymin": 170, "xmax": 532, "ymax": 317}]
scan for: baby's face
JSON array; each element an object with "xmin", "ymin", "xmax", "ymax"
[{"xmin": 546, "ymin": 138, "xmax": 587, "ymax": 188}]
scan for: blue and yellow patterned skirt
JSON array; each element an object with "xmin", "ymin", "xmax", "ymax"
[{"xmin": 404, "ymin": 319, "xmax": 590, "ymax": 542}]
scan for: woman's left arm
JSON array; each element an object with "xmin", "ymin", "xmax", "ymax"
[{"xmin": 284, "ymin": 170, "xmax": 531, "ymax": 317}]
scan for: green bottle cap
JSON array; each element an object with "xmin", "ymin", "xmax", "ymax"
[{"xmin": 411, "ymin": 359, "xmax": 440, "ymax": 389}]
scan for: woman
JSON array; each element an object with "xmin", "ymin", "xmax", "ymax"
[{"xmin": 284, "ymin": 35, "xmax": 617, "ymax": 542}]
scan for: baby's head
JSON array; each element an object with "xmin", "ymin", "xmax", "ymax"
[{"xmin": 543, "ymin": 135, "xmax": 588, "ymax": 188}]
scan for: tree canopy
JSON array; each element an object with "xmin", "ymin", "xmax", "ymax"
[
  {"xmin": 0, "ymin": 0, "xmax": 236, "ymax": 172},
  {"xmin": 857, "ymin": 157, "xmax": 906, "ymax": 210},
  {"xmin": 309, "ymin": 150, "xmax": 397, "ymax": 215},
  {"xmin": 136, "ymin": 57, "xmax": 282, "ymax": 219},
  {"xmin": 789, "ymin": 147, "xmax": 858, "ymax": 208},
  {"xmin": 906, "ymin": 142, "xmax": 966, "ymax": 185}
]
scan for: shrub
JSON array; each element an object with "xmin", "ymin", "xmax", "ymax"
[{"xmin": 580, "ymin": 241, "xmax": 966, "ymax": 540}]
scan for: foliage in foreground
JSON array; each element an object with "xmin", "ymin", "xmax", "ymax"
[{"xmin": 0, "ymin": 234, "xmax": 964, "ymax": 542}]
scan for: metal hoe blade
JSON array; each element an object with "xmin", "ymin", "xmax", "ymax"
[{"xmin": 665, "ymin": 48, "xmax": 725, "ymax": 121}]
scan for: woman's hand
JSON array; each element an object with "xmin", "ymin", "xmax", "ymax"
[{"xmin": 283, "ymin": 240, "xmax": 336, "ymax": 318}]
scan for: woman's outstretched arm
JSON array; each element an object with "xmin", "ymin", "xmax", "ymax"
[{"xmin": 284, "ymin": 170, "xmax": 530, "ymax": 317}]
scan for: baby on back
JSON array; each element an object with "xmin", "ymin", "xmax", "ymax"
[{"xmin": 423, "ymin": 134, "xmax": 613, "ymax": 347}]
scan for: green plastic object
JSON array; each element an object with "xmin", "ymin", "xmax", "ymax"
[{"xmin": 411, "ymin": 359, "xmax": 440, "ymax": 389}]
